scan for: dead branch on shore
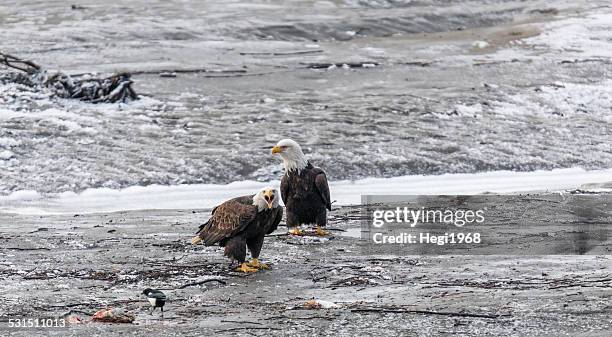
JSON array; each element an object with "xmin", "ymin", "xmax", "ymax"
[
  {"xmin": 267, "ymin": 227, "xmax": 344, "ymax": 238},
  {"xmin": 301, "ymin": 61, "xmax": 379, "ymax": 69},
  {"xmin": 0, "ymin": 51, "xmax": 137, "ymax": 103},
  {"xmin": 36, "ymin": 302, "xmax": 98, "ymax": 310},
  {"xmin": 351, "ymin": 307, "xmax": 510, "ymax": 319},
  {"xmin": 130, "ymin": 68, "xmax": 247, "ymax": 76},
  {"xmin": 240, "ymin": 49, "xmax": 323, "ymax": 56},
  {"xmin": 420, "ymin": 276, "xmax": 612, "ymax": 290},
  {"xmin": 215, "ymin": 327, "xmax": 281, "ymax": 333},
  {"xmin": 35, "ymin": 298, "xmax": 146, "ymax": 312},
  {"xmin": 61, "ymin": 309, "xmax": 96, "ymax": 317},
  {"xmin": 330, "ymin": 276, "xmax": 381, "ymax": 287},
  {"xmin": 0, "ymin": 51, "xmax": 40, "ymax": 73},
  {"xmin": 220, "ymin": 319, "xmax": 263, "ymax": 325},
  {"xmin": 173, "ymin": 278, "xmax": 227, "ymax": 289},
  {"xmin": 44, "ymin": 72, "xmax": 137, "ymax": 103},
  {"xmin": 267, "ymin": 314, "xmax": 337, "ymax": 321},
  {"xmin": 199, "ymin": 70, "xmax": 284, "ymax": 78}
]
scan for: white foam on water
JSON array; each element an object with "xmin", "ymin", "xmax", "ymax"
[
  {"xmin": 524, "ymin": 12, "xmax": 612, "ymax": 59},
  {"xmin": 0, "ymin": 167, "xmax": 610, "ymax": 215}
]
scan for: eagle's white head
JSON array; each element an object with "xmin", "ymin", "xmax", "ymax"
[
  {"xmin": 253, "ymin": 187, "xmax": 279, "ymax": 211},
  {"xmin": 271, "ymin": 138, "xmax": 307, "ymax": 173}
]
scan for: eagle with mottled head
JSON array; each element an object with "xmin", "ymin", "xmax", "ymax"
[{"xmin": 191, "ymin": 187, "xmax": 282, "ymax": 273}]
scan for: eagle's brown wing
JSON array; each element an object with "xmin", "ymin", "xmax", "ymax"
[
  {"xmin": 280, "ymin": 174, "xmax": 289, "ymax": 205},
  {"xmin": 314, "ymin": 171, "xmax": 332, "ymax": 211},
  {"xmin": 266, "ymin": 206, "xmax": 283, "ymax": 234},
  {"xmin": 196, "ymin": 200, "xmax": 258, "ymax": 246}
]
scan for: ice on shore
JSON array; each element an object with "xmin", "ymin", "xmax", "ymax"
[{"xmin": 1, "ymin": 167, "xmax": 610, "ymax": 215}]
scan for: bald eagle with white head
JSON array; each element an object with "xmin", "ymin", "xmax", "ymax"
[
  {"xmin": 271, "ymin": 139, "xmax": 331, "ymax": 236},
  {"xmin": 191, "ymin": 187, "xmax": 282, "ymax": 273}
]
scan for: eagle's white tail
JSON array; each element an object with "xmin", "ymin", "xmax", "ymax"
[{"xmin": 191, "ymin": 236, "xmax": 202, "ymax": 245}]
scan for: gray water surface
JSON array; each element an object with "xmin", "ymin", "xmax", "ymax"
[{"xmin": 0, "ymin": 0, "xmax": 611, "ymax": 194}]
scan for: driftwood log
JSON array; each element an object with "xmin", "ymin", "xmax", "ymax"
[{"xmin": 0, "ymin": 51, "xmax": 137, "ymax": 103}]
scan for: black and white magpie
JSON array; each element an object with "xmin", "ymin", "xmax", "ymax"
[{"xmin": 142, "ymin": 288, "xmax": 166, "ymax": 316}]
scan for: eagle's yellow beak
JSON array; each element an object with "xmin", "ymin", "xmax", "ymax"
[
  {"xmin": 263, "ymin": 189, "xmax": 275, "ymax": 209},
  {"xmin": 271, "ymin": 146, "xmax": 282, "ymax": 154}
]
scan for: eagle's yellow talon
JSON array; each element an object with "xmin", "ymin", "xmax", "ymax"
[
  {"xmin": 315, "ymin": 226, "xmax": 329, "ymax": 236},
  {"xmin": 247, "ymin": 258, "xmax": 269, "ymax": 270},
  {"xmin": 235, "ymin": 262, "xmax": 258, "ymax": 273},
  {"xmin": 288, "ymin": 228, "xmax": 305, "ymax": 236}
]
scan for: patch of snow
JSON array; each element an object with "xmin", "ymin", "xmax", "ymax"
[
  {"xmin": 1, "ymin": 167, "xmax": 611, "ymax": 215},
  {"xmin": 313, "ymin": 300, "xmax": 339, "ymax": 309},
  {"xmin": 495, "ymin": 80, "xmax": 612, "ymax": 117},
  {"xmin": 472, "ymin": 40, "xmax": 489, "ymax": 49},
  {"xmin": 0, "ymin": 137, "xmax": 21, "ymax": 148},
  {"xmin": 455, "ymin": 103, "xmax": 483, "ymax": 116},
  {"xmin": 524, "ymin": 13, "xmax": 612, "ymax": 58},
  {"xmin": 0, "ymin": 190, "xmax": 41, "ymax": 202},
  {"xmin": 0, "ymin": 150, "xmax": 15, "ymax": 160},
  {"xmin": 261, "ymin": 97, "xmax": 276, "ymax": 103}
]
